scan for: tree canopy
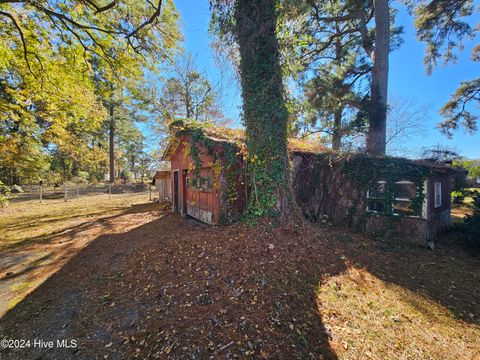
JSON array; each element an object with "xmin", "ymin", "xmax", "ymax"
[
  {"xmin": 411, "ymin": 0, "xmax": 479, "ymax": 136},
  {"xmin": 0, "ymin": 0, "xmax": 181, "ymax": 184}
]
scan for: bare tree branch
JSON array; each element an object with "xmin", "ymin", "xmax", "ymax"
[{"xmin": 126, "ymin": 0, "xmax": 162, "ymax": 38}]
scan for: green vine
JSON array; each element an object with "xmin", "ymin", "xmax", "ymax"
[
  {"xmin": 331, "ymin": 153, "xmax": 429, "ymax": 218},
  {"xmin": 170, "ymin": 121, "xmax": 431, "ymax": 225},
  {"xmin": 169, "ymin": 120, "xmax": 244, "ymax": 222}
]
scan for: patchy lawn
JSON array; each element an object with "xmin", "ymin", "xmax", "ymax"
[
  {"xmin": 0, "ymin": 205, "xmax": 479, "ymax": 359},
  {"xmin": 451, "ymin": 204, "xmax": 473, "ymax": 222},
  {"xmin": 0, "ymin": 194, "xmax": 154, "ymax": 317},
  {"xmin": 318, "ymin": 268, "xmax": 479, "ymax": 359},
  {"xmin": 0, "ymin": 193, "xmax": 149, "ymax": 252}
]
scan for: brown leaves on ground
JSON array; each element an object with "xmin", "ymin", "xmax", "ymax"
[{"xmin": 0, "ymin": 204, "xmax": 479, "ymax": 359}]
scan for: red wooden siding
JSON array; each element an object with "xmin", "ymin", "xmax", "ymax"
[{"xmin": 169, "ymin": 135, "xmax": 221, "ymax": 224}]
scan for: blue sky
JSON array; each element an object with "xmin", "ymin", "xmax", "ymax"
[{"xmin": 169, "ymin": 0, "xmax": 479, "ymax": 159}]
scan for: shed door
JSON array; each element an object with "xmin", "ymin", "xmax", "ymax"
[
  {"xmin": 185, "ymin": 167, "xmax": 215, "ymax": 224},
  {"xmin": 182, "ymin": 169, "xmax": 188, "ymax": 216}
]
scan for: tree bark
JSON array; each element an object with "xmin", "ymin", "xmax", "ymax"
[
  {"xmin": 366, "ymin": 0, "xmax": 390, "ymax": 155},
  {"xmin": 332, "ymin": 109, "xmax": 342, "ymax": 151},
  {"xmin": 109, "ymin": 105, "xmax": 115, "ymax": 183},
  {"xmin": 235, "ymin": 0, "xmax": 297, "ymax": 221}
]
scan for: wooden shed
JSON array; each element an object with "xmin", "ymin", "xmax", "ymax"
[
  {"xmin": 161, "ymin": 121, "xmax": 324, "ymax": 225},
  {"xmin": 161, "ymin": 123, "xmax": 246, "ymax": 225},
  {"xmin": 152, "ymin": 170, "xmax": 172, "ymax": 203},
  {"xmin": 292, "ymin": 153, "xmax": 455, "ymax": 244}
]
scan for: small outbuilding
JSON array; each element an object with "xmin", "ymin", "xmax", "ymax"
[
  {"xmin": 162, "ymin": 120, "xmax": 455, "ymax": 244},
  {"xmin": 161, "ymin": 122, "xmax": 247, "ymax": 225},
  {"xmin": 152, "ymin": 170, "xmax": 172, "ymax": 203},
  {"xmin": 292, "ymin": 152, "xmax": 455, "ymax": 244}
]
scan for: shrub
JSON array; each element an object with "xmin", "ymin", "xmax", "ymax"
[
  {"xmin": 71, "ymin": 171, "xmax": 89, "ymax": 184},
  {"xmin": 451, "ymin": 190, "xmax": 466, "ymax": 205},
  {"xmin": 0, "ymin": 180, "xmax": 11, "ymax": 207},
  {"xmin": 460, "ymin": 192, "xmax": 480, "ymax": 254}
]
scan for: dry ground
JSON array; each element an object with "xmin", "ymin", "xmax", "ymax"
[
  {"xmin": 0, "ymin": 194, "xmax": 150, "ymax": 316},
  {"xmin": 0, "ymin": 202, "xmax": 479, "ymax": 359}
]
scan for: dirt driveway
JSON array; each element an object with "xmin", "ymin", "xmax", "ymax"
[{"xmin": 0, "ymin": 203, "xmax": 479, "ymax": 359}]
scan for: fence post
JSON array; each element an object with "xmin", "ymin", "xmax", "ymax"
[
  {"xmin": 108, "ymin": 183, "xmax": 112, "ymax": 199},
  {"xmin": 149, "ymin": 184, "xmax": 152, "ymax": 201},
  {"xmin": 64, "ymin": 183, "xmax": 67, "ymax": 202}
]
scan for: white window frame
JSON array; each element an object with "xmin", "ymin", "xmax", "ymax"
[
  {"xmin": 434, "ymin": 181, "xmax": 442, "ymax": 208},
  {"xmin": 367, "ymin": 180, "xmax": 387, "ymax": 213},
  {"xmin": 422, "ymin": 180, "xmax": 428, "ymax": 219},
  {"xmin": 367, "ymin": 180, "xmax": 423, "ymax": 218},
  {"xmin": 392, "ymin": 180, "xmax": 417, "ymax": 217},
  {"xmin": 393, "ymin": 180, "xmax": 415, "ymax": 202}
]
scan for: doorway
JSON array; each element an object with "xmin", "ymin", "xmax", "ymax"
[
  {"xmin": 173, "ymin": 170, "xmax": 179, "ymax": 213},
  {"xmin": 182, "ymin": 169, "xmax": 188, "ymax": 216}
]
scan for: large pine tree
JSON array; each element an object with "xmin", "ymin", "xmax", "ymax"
[{"xmin": 234, "ymin": 0, "xmax": 297, "ymax": 221}]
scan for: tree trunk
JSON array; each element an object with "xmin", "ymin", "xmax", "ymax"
[
  {"xmin": 235, "ymin": 0, "xmax": 297, "ymax": 221},
  {"xmin": 332, "ymin": 109, "xmax": 342, "ymax": 151},
  {"xmin": 109, "ymin": 105, "xmax": 115, "ymax": 183},
  {"xmin": 366, "ymin": 0, "xmax": 390, "ymax": 155}
]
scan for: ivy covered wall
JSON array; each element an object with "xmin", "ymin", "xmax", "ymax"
[{"xmin": 292, "ymin": 152, "xmax": 451, "ymax": 243}]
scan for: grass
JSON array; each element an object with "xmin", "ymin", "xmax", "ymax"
[
  {"xmin": 0, "ymin": 193, "xmax": 478, "ymax": 358},
  {"xmin": 8, "ymin": 280, "xmax": 43, "ymax": 311},
  {"xmin": 0, "ymin": 193, "xmax": 149, "ymax": 252},
  {"xmin": 10, "ymin": 280, "xmax": 42, "ymax": 294},
  {"xmin": 317, "ymin": 267, "xmax": 480, "ymax": 359},
  {"xmin": 451, "ymin": 188, "xmax": 479, "ymax": 222}
]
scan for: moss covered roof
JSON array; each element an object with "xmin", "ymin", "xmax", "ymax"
[{"xmin": 162, "ymin": 119, "xmax": 327, "ymax": 160}]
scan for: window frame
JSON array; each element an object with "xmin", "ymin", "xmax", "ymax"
[
  {"xmin": 366, "ymin": 180, "xmax": 387, "ymax": 214},
  {"xmin": 366, "ymin": 179, "xmax": 423, "ymax": 218},
  {"xmin": 434, "ymin": 181, "xmax": 442, "ymax": 208},
  {"xmin": 392, "ymin": 180, "xmax": 417, "ymax": 217},
  {"xmin": 186, "ymin": 175, "xmax": 213, "ymax": 193}
]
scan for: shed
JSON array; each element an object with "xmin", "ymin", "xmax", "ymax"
[
  {"xmin": 161, "ymin": 125, "xmax": 245, "ymax": 225},
  {"xmin": 292, "ymin": 153, "xmax": 455, "ymax": 244},
  {"xmin": 152, "ymin": 170, "xmax": 172, "ymax": 203},
  {"xmin": 161, "ymin": 120, "xmax": 324, "ymax": 225},
  {"xmin": 162, "ymin": 120, "xmax": 455, "ymax": 244}
]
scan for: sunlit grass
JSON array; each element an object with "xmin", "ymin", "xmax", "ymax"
[
  {"xmin": 0, "ymin": 193, "xmax": 149, "ymax": 251},
  {"xmin": 317, "ymin": 267, "xmax": 480, "ymax": 359}
]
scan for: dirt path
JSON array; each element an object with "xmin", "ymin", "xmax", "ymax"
[
  {"xmin": 0, "ymin": 204, "xmax": 478, "ymax": 359},
  {"xmin": 0, "ymin": 202, "xmax": 160, "ymax": 317}
]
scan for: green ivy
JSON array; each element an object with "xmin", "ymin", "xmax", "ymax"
[{"xmin": 331, "ymin": 153, "xmax": 429, "ymax": 218}]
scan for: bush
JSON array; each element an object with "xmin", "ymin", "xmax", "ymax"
[
  {"xmin": 10, "ymin": 184, "xmax": 23, "ymax": 193},
  {"xmin": 0, "ymin": 180, "xmax": 11, "ymax": 207},
  {"xmin": 71, "ymin": 172, "xmax": 89, "ymax": 184},
  {"xmin": 121, "ymin": 170, "xmax": 134, "ymax": 182},
  {"xmin": 460, "ymin": 192, "xmax": 480, "ymax": 254},
  {"xmin": 451, "ymin": 190, "xmax": 467, "ymax": 205}
]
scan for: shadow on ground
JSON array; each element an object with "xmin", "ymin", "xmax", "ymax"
[
  {"xmin": 0, "ymin": 202, "xmax": 159, "ymax": 319},
  {"xmin": 0, "ymin": 207, "xmax": 478, "ymax": 359}
]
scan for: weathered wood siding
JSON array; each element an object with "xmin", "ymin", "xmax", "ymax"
[
  {"xmin": 292, "ymin": 153, "xmax": 452, "ymax": 244},
  {"xmin": 156, "ymin": 177, "xmax": 171, "ymax": 202},
  {"xmin": 169, "ymin": 135, "xmax": 221, "ymax": 225}
]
